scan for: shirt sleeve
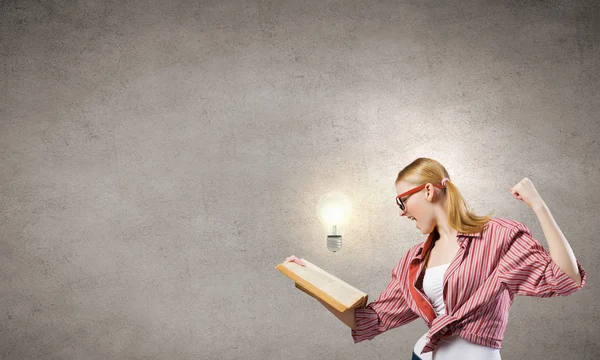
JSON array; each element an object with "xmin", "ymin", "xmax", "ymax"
[
  {"xmin": 497, "ymin": 221, "xmax": 587, "ymax": 298},
  {"xmin": 351, "ymin": 253, "xmax": 419, "ymax": 343}
]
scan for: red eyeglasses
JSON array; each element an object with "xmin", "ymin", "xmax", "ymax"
[{"xmin": 396, "ymin": 183, "xmax": 445, "ymax": 211}]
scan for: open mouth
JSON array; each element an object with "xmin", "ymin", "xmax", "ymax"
[{"xmin": 409, "ymin": 217, "xmax": 418, "ymax": 227}]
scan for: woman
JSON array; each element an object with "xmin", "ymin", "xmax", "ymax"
[{"xmin": 285, "ymin": 157, "xmax": 586, "ymax": 360}]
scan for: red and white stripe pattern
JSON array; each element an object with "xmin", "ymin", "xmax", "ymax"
[{"xmin": 351, "ymin": 217, "xmax": 587, "ymax": 356}]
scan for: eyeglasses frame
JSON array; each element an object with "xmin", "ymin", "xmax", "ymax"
[{"xmin": 396, "ymin": 182, "xmax": 446, "ymax": 211}]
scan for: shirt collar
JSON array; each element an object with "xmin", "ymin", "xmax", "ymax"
[{"xmin": 415, "ymin": 229, "xmax": 482, "ymax": 260}]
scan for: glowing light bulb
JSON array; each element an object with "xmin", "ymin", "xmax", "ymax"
[{"xmin": 317, "ymin": 191, "xmax": 352, "ymax": 252}]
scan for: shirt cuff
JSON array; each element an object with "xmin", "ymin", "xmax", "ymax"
[
  {"xmin": 549, "ymin": 258, "xmax": 587, "ymax": 296},
  {"xmin": 351, "ymin": 306, "xmax": 380, "ymax": 343}
]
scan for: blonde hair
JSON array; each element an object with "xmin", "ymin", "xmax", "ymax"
[{"xmin": 395, "ymin": 157, "xmax": 494, "ymax": 236}]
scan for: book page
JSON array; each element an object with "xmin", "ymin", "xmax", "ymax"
[
  {"xmin": 320, "ymin": 281, "xmax": 364, "ymax": 307},
  {"xmin": 284, "ymin": 262, "xmax": 336, "ymax": 288},
  {"xmin": 302, "ymin": 259, "xmax": 366, "ymax": 295}
]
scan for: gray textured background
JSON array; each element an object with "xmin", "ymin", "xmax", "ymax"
[{"xmin": 1, "ymin": 0, "xmax": 598, "ymax": 359}]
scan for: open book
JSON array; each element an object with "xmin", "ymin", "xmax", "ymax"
[{"xmin": 275, "ymin": 258, "xmax": 368, "ymax": 313}]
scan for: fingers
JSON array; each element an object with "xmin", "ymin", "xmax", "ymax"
[
  {"xmin": 284, "ymin": 255, "xmax": 306, "ymax": 267},
  {"xmin": 510, "ymin": 187, "xmax": 523, "ymax": 201}
]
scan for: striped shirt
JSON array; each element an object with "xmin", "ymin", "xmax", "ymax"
[{"xmin": 351, "ymin": 217, "xmax": 587, "ymax": 355}]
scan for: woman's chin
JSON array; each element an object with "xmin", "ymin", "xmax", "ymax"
[{"xmin": 417, "ymin": 224, "xmax": 431, "ymax": 234}]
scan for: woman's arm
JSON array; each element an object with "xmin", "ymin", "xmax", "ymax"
[
  {"xmin": 531, "ymin": 200, "xmax": 582, "ymax": 286},
  {"xmin": 316, "ymin": 298, "xmax": 357, "ymax": 330}
]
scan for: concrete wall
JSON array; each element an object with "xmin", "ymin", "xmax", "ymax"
[{"xmin": 1, "ymin": 0, "xmax": 598, "ymax": 359}]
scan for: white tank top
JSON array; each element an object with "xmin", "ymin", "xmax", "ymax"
[{"xmin": 413, "ymin": 263, "xmax": 501, "ymax": 360}]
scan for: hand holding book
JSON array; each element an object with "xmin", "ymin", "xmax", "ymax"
[
  {"xmin": 283, "ymin": 255, "xmax": 315, "ymax": 298},
  {"xmin": 284, "ymin": 255, "xmax": 306, "ymax": 267}
]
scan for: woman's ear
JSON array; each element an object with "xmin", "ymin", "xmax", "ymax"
[{"xmin": 425, "ymin": 183, "xmax": 432, "ymax": 198}]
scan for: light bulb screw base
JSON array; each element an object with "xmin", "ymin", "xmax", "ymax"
[{"xmin": 327, "ymin": 235, "xmax": 343, "ymax": 253}]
